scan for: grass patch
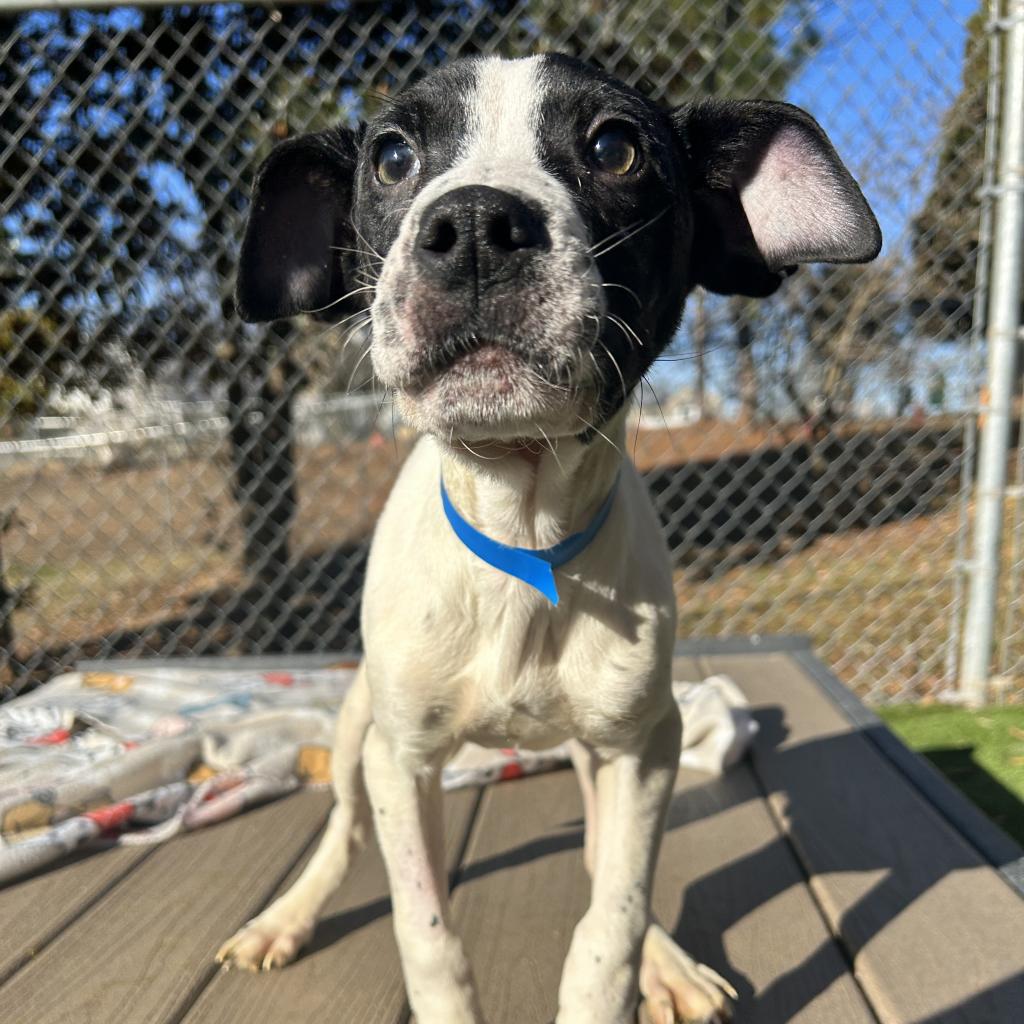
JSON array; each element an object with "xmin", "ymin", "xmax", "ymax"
[{"xmin": 877, "ymin": 704, "xmax": 1024, "ymax": 846}]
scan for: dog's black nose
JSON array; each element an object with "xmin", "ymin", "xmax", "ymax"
[{"xmin": 415, "ymin": 185, "xmax": 550, "ymax": 294}]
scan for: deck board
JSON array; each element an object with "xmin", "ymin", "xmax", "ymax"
[
  {"xmin": 183, "ymin": 787, "xmax": 480, "ymax": 1024},
  {"xmin": 0, "ymin": 843, "xmax": 152, "ymax": 985},
  {"xmin": 0, "ymin": 790, "xmax": 331, "ymax": 1024},
  {"xmin": 449, "ymin": 767, "xmax": 590, "ymax": 1024},
  {"xmin": 657, "ymin": 766, "xmax": 877, "ymax": 1024},
  {"xmin": 710, "ymin": 652, "xmax": 1024, "ymax": 1024},
  {"xmin": 448, "ymin": 656, "xmax": 875, "ymax": 1024}
]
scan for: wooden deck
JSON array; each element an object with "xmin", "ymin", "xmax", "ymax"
[{"xmin": 2, "ymin": 639, "xmax": 1023, "ymax": 1024}]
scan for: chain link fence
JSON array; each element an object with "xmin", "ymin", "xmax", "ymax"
[{"xmin": 0, "ymin": 0, "xmax": 1015, "ymax": 703}]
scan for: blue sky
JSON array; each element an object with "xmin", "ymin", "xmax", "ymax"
[{"xmin": 785, "ymin": 0, "xmax": 978, "ymax": 253}]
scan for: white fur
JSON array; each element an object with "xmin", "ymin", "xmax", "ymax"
[
  {"xmin": 464, "ymin": 55, "xmax": 544, "ymax": 166},
  {"xmin": 363, "ymin": 421, "xmax": 676, "ymax": 760}
]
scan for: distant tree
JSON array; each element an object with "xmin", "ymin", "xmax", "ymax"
[
  {"xmin": 910, "ymin": 4, "xmax": 992, "ymax": 338},
  {"xmin": 529, "ymin": 0, "xmax": 820, "ymax": 102},
  {"xmin": 0, "ymin": 2, "xmax": 520, "ymax": 649},
  {"xmin": 770, "ymin": 261, "xmax": 903, "ymax": 422},
  {"xmin": 0, "ymin": 311, "xmax": 56, "ymax": 427}
]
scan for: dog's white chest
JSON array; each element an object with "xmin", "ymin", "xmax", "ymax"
[
  {"xmin": 463, "ymin": 696, "xmax": 571, "ymax": 749},
  {"xmin": 460, "ymin": 648, "xmax": 575, "ymax": 749}
]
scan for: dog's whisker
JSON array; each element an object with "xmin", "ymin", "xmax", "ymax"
[
  {"xmin": 588, "ymin": 219, "xmax": 642, "ymax": 255},
  {"xmin": 345, "ymin": 344, "xmax": 375, "ymax": 394},
  {"xmin": 300, "ymin": 285, "xmax": 376, "ymax": 317},
  {"xmin": 574, "ymin": 412, "xmax": 623, "ymax": 456},
  {"xmin": 330, "ymin": 244, "xmax": 384, "ymax": 264},
  {"xmin": 591, "ymin": 208, "xmax": 669, "ymax": 259},
  {"xmin": 586, "ymin": 350, "xmax": 607, "ymax": 391},
  {"xmin": 588, "ymin": 221, "xmax": 642, "ymax": 255},
  {"xmin": 352, "ymin": 224, "xmax": 385, "ymax": 262},
  {"xmin": 582, "ymin": 312, "xmax": 605, "ymax": 356},
  {"xmin": 633, "ymin": 375, "xmax": 646, "ymax": 459},
  {"xmin": 337, "ymin": 331, "xmax": 370, "ymax": 360},
  {"xmin": 590, "ymin": 207, "xmax": 670, "ymax": 260},
  {"xmin": 642, "ymin": 372, "xmax": 681, "ymax": 458},
  {"xmin": 458, "ymin": 438, "xmax": 506, "ymax": 461},
  {"xmin": 522, "ymin": 362, "xmax": 571, "ymax": 394},
  {"xmin": 328, "ymin": 316, "xmax": 373, "ymax": 351},
  {"xmin": 599, "ymin": 281, "xmax": 643, "ymax": 309},
  {"xmin": 349, "ymin": 372, "xmax": 378, "ymax": 392},
  {"xmin": 536, "ymin": 424, "xmax": 565, "ymax": 473},
  {"xmin": 607, "ymin": 312, "xmax": 645, "ymax": 350},
  {"xmin": 372, "ymin": 382, "xmax": 391, "ymax": 426},
  {"xmin": 596, "ymin": 339, "xmax": 628, "ymax": 403},
  {"xmin": 308, "ymin": 313, "xmax": 371, "ymax": 347},
  {"xmin": 655, "ymin": 337, "xmax": 732, "ymax": 363},
  {"xmin": 326, "ymin": 307, "xmax": 374, "ymax": 330},
  {"xmin": 642, "ymin": 373, "xmax": 670, "ymax": 431}
]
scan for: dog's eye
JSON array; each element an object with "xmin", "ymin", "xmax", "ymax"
[
  {"xmin": 588, "ymin": 124, "xmax": 639, "ymax": 176},
  {"xmin": 375, "ymin": 139, "xmax": 420, "ymax": 186}
]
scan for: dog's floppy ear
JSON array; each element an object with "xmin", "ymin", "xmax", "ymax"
[
  {"xmin": 674, "ymin": 100, "xmax": 881, "ymax": 297},
  {"xmin": 236, "ymin": 127, "xmax": 360, "ymax": 322}
]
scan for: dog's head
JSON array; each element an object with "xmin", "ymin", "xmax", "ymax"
[{"xmin": 236, "ymin": 55, "xmax": 880, "ymax": 442}]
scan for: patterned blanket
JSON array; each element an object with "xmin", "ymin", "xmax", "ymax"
[{"xmin": 0, "ymin": 663, "xmax": 756, "ymax": 886}]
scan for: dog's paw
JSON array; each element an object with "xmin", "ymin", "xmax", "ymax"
[
  {"xmin": 215, "ymin": 914, "xmax": 315, "ymax": 972},
  {"xmin": 638, "ymin": 923, "xmax": 736, "ymax": 1024}
]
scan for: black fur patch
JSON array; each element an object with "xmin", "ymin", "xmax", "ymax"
[
  {"xmin": 352, "ymin": 59, "xmax": 481, "ymax": 259},
  {"xmin": 535, "ymin": 54, "xmax": 692, "ymax": 428},
  {"xmin": 235, "ymin": 127, "xmax": 360, "ymax": 322}
]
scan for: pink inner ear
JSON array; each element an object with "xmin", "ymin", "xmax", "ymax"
[{"xmin": 739, "ymin": 124, "xmax": 862, "ymax": 268}]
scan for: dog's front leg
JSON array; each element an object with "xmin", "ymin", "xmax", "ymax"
[
  {"xmin": 363, "ymin": 724, "xmax": 484, "ymax": 1024},
  {"xmin": 569, "ymin": 738, "xmax": 736, "ymax": 1024},
  {"xmin": 557, "ymin": 707, "xmax": 681, "ymax": 1024}
]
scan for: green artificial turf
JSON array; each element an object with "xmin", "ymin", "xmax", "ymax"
[{"xmin": 877, "ymin": 704, "xmax": 1024, "ymax": 847}]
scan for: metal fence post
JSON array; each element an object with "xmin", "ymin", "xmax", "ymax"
[{"xmin": 959, "ymin": 0, "xmax": 1024, "ymax": 704}]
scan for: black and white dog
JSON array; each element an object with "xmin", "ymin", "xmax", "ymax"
[{"xmin": 218, "ymin": 55, "xmax": 880, "ymax": 1024}]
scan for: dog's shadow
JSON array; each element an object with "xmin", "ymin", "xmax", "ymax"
[
  {"xmin": 303, "ymin": 830, "xmax": 586, "ymax": 959},
  {"xmin": 304, "ymin": 895, "xmax": 393, "ymax": 958}
]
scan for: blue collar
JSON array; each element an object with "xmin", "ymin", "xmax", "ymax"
[{"xmin": 440, "ymin": 474, "xmax": 620, "ymax": 605}]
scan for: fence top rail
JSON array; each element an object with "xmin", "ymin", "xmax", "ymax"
[{"xmin": 0, "ymin": 0, "xmax": 326, "ymax": 12}]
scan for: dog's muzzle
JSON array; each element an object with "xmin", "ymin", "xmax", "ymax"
[{"xmin": 369, "ymin": 168, "xmax": 605, "ymax": 440}]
